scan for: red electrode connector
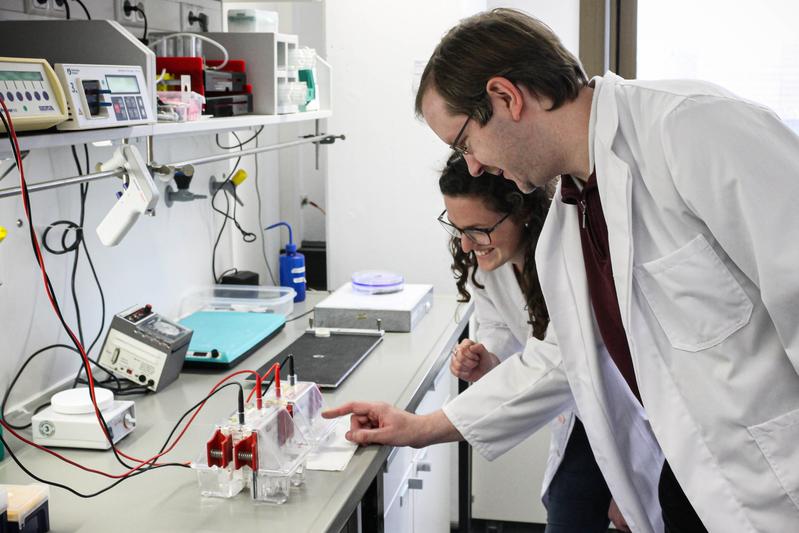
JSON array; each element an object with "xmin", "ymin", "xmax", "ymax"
[
  {"xmin": 206, "ymin": 428, "xmax": 233, "ymax": 468},
  {"xmin": 234, "ymin": 433, "xmax": 258, "ymax": 471}
]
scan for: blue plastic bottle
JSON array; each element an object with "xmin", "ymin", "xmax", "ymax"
[{"xmin": 265, "ymin": 221, "xmax": 306, "ymax": 302}]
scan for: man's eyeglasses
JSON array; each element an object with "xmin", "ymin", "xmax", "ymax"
[
  {"xmin": 437, "ymin": 209, "xmax": 511, "ymax": 246},
  {"xmin": 449, "ymin": 115, "xmax": 471, "ymax": 157}
]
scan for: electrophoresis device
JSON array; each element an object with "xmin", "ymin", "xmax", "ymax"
[
  {"xmin": 98, "ymin": 305, "xmax": 193, "ymax": 392},
  {"xmin": 0, "ymin": 57, "xmax": 68, "ymax": 132},
  {"xmin": 54, "ymin": 63, "xmax": 155, "ymax": 130}
]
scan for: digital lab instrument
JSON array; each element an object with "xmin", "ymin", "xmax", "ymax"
[
  {"xmin": 180, "ymin": 311, "xmax": 286, "ymax": 367},
  {"xmin": 31, "ymin": 388, "xmax": 136, "ymax": 450},
  {"xmin": 314, "ymin": 283, "xmax": 434, "ymax": 332},
  {"xmin": 97, "ymin": 304, "xmax": 193, "ymax": 392},
  {"xmin": 0, "ymin": 57, "xmax": 68, "ymax": 132},
  {"xmin": 250, "ymin": 324, "xmax": 384, "ymax": 389},
  {"xmin": 95, "ymin": 144, "xmax": 159, "ymax": 247},
  {"xmin": 54, "ymin": 63, "xmax": 154, "ymax": 130}
]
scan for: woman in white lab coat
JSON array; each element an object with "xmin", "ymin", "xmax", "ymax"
[{"xmin": 438, "ymin": 155, "xmax": 625, "ymax": 532}]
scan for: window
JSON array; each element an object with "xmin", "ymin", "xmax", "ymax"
[{"xmin": 637, "ymin": 0, "xmax": 799, "ymax": 131}]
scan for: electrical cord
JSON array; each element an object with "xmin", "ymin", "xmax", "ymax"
[
  {"xmin": 0, "ymin": 103, "xmax": 274, "ymax": 496},
  {"xmin": 215, "ymin": 127, "xmax": 263, "ymax": 149},
  {"xmin": 0, "ymin": 381, "xmax": 245, "ymax": 499},
  {"xmin": 0, "ymin": 105, "xmax": 143, "ymax": 472},
  {"xmin": 72, "ymin": 0, "xmax": 91, "ymax": 19},
  {"xmin": 0, "ymin": 344, "xmax": 148, "ymax": 431},
  {"xmin": 123, "ymin": 1, "xmax": 148, "ymax": 44},
  {"xmin": 210, "ymin": 129, "xmax": 264, "ymax": 282},
  {"xmin": 286, "ymin": 308, "xmax": 315, "ymax": 323}
]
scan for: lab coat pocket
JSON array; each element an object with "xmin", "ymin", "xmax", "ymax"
[
  {"xmin": 633, "ymin": 234, "xmax": 752, "ymax": 352},
  {"xmin": 748, "ymin": 408, "xmax": 799, "ymax": 510}
]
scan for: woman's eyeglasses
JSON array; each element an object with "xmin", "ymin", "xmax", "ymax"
[{"xmin": 437, "ymin": 209, "xmax": 511, "ymax": 245}]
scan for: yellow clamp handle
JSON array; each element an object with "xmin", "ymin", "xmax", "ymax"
[
  {"xmin": 231, "ymin": 169, "xmax": 248, "ymax": 187},
  {"xmin": 0, "ymin": 226, "xmax": 7, "ymax": 243}
]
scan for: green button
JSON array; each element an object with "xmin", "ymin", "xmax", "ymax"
[{"xmin": 22, "ymin": 105, "xmax": 28, "ymax": 112}]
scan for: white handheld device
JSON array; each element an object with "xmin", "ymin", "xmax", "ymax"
[{"xmin": 96, "ymin": 145, "xmax": 159, "ymax": 246}]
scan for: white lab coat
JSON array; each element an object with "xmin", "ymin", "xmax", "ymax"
[
  {"xmin": 445, "ymin": 72, "xmax": 799, "ymax": 532},
  {"xmin": 468, "ymin": 263, "xmax": 575, "ymax": 502}
]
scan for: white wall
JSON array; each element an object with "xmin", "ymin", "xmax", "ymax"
[
  {"xmin": 325, "ymin": 0, "xmax": 487, "ymax": 293},
  {"xmin": 487, "ymin": 0, "xmax": 580, "ymax": 54}
]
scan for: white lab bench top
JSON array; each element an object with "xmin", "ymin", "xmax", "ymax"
[{"xmin": 0, "ymin": 293, "xmax": 473, "ymax": 533}]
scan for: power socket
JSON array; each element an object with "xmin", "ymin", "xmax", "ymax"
[
  {"xmin": 24, "ymin": 0, "xmax": 52, "ymax": 15},
  {"xmin": 51, "ymin": 0, "xmax": 67, "ymax": 16},
  {"xmin": 115, "ymin": 0, "xmax": 146, "ymax": 28},
  {"xmin": 181, "ymin": 4, "xmax": 208, "ymax": 32}
]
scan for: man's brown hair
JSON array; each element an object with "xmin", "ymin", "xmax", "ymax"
[{"xmin": 415, "ymin": 8, "xmax": 588, "ymax": 124}]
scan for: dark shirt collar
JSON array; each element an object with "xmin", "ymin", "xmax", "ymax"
[{"xmin": 560, "ymin": 173, "xmax": 597, "ymax": 205}]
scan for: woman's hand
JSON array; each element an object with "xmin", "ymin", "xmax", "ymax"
[{"xmin": 449, "ymin": 339, "xmax": 500, "ymax": 382}]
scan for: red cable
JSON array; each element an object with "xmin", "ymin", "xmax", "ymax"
[
  {"xmin": 1, "ymin": 101, "xmax": 269, "ymax": 482},
  {"xmin": 246, "ymin": 362, "xmax": 280, "ymax": 403},
  {"xmin": 0, "ymin": 369, "xmax": 264, "ymax": 479}
]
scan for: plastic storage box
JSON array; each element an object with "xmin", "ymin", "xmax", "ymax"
[
  {"xmin": 227, "ymin": 9, "xmax": 279, "ymax": 33},
  {"xmin": 180, "ymin": 285, "xmax": 296, "ymax": 318}
]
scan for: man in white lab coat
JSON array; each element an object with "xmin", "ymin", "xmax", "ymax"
[{"xmin": 324, "ymin": 9, "xmax": 799, "ymax": 532}]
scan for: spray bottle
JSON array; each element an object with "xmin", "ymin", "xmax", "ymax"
[{"xmin": 265, "ymin": 221, "xmax": 305, "ymax": 302}]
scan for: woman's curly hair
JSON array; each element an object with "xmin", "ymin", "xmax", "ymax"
[{"xmin": 439, "ymin": 155, "xmax": 551, "ymax": 339}]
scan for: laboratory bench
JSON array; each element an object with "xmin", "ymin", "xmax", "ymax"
[{"xmin": 0, "ymin": 292, "xmax": 473, "ymax": 533}]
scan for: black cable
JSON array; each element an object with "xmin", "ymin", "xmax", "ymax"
[
  {"xmin": 210, "ymin": 130, "xmax": 262, "ymax": 282},
  {"xmin": 0, "ymin": 435, "xmax": 189, "ymax": 499},
  {"xmin": 0, "ymin": 112, "xmax": 132, "ymax": 471},
  {"xmin": 1, "ymin": 343, "xmax": 149, "ymax": 431},
  {"xmin": 1, "ymin": 344, "xmax": 77, "ymax": 430},
  {"xmin": 286, "ymin": 308, "xmax": 315, "ymax": 323},
  {"xmin": 214, "ymin": 127, "xmax": 263, "ymax": 150},
  {"xmin": 210, "ymin": 155, "xmax": 241, "ymax": 282},
  {"xmin": 123, "ymin": 1, "xmax": 148, "ymax": 44},
  {"xmin": 60, "ymin": 0, "xmax": 70, "ymax": 19},
  {"xmin": 72, "ymin": 0, "xmax": 91, "ymax": 19},
  {"xmin": 140, "ymin": 8, "xmax": 148, "ymax": 44},
  {"xmin": 156, "ymin": 382, "xmax": 242, "ymax": 455}
]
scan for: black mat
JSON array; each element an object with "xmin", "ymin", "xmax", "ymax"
[{"xmin": 250, "ymin": 332, "xmax": 383, "ymax": 388}]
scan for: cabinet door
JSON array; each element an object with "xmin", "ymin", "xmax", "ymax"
[
  {"xmin": 411, "ymin": 365, "xmax": 452, "ymax": 532},
  {"xmin": 412, "ymin": 444, "xmax": 452, "ymax": 532},
  {"xmin": 384, "ymin": 480, "xmax": 414, "ymax": 533}
]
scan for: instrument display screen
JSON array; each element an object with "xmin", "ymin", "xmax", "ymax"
[
  {"xmin": 106, "ymin": 75, "xmax": 140, "ymax": 94},
  {"xmin": 0, "ymin": 70, "xmax": 43, "ymax": 82}
]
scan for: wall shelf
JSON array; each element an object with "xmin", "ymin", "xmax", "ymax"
[{"xmin": 0, "ymin": 110, "xmax": 332, "ymax": 155}]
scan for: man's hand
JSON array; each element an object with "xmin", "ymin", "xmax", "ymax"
[
  {"xmin": 608, "ymin": 498, "xmax": 630, "ymax": 532},
  {"xmin": 450, "ymin": 339, "xmax": 500, "ymax": 382},
  {"xmin": 322, "ymin": 402, "xmax": 462, "ymax": 447}
]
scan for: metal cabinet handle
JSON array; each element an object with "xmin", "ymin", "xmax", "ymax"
[
  {"xmin": 408, "ymin": 478, "xmax": 423, "ymax": 490},
  {"xmin": 415, "ymin": 461, "xmax": 432, "ymax": 473}
]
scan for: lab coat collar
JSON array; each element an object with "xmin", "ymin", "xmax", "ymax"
[{"xmin": 592, "ymin": 72, "xmax": 635, "ymax": 335}]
